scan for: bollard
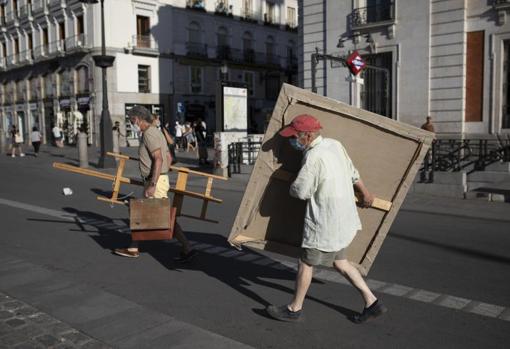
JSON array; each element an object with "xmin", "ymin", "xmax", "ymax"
[{"xmin": 78, "ymin": 132, "xmax": 88, "ymax": 168}]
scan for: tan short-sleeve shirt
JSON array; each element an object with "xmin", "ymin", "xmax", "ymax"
[{"xmin": 139, "ymin": 126, "xmax": 170, "ymax": 178}]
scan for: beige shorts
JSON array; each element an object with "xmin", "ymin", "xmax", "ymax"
[
  {"xmin": 301, "ymin": 248, "xmax": 347, "ymax": 267},
  {"xmin": 144, "ymin": 174, "xmax": 169, "ymax": 199}
]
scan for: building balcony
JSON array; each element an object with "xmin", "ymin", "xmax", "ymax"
[
  {"xmin": 215, "ymin": 0, "xmax": 233, "ymax": 17},
  {"xmin": 351, "ymin": 1, "xmax": 395, "ymax": 30},
  {"xmin": 263, "ymin": 13, "xmax": 280, "ymax": 28},
  {"xmin": 285, "ymin": 23, "xmax": 298, "ymax": 33},
  {"xmin": 494, "ymin": 0, "xmax": 510, "ymax": 25},
  {"xmin": 186, "ymin": 42, "xmax": 208, "ymax": 58},
  {"xmin": 240, "ymin": 8, "xmax": 259, "ymax": 23},
  {"xmin": 31, "ymin": 0, "xmax": 50, "ymax": 14},
  {"xmin": 216, "ymin": 45, "xmax": 231, "ymax": 60},
  {"xmin": 131, "ymin": 35, "xmax": 159, "ymax": 56},
  {"xmin": 186, "ymin": 0, "xmax": 206, "ymax": 12},
  {"xmin": 18, "ymin": 4, "xmax": 33, "ymax": 19},
  {"xmin": 4, "ymin": 9, "xmax": 19, "ymax": 24},
  {"xmin": 66, "ymin": 33, "xmax": 91, "ymax": 52}
]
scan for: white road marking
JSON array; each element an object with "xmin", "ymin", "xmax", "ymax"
[{"xmin": 2, "ymin": 197, "xmax": 509, "ymax": 322}]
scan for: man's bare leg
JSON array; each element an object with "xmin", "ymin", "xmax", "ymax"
[
  {"xmin": 172, "ymin": 222, "xmax": 191, "ymax": 254},
  {"xmin": 334, "ymin": 259, "xmax": 377, "ymax": 307},
  {"xmin": 288, "ymin": 260, "xmax": 314, "ymax": 312}
]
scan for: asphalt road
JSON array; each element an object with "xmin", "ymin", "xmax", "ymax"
[{"xmin": 1, "ymin": 147, "xmax": 509, "ymax": 348}]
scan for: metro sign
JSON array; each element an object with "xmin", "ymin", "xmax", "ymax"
[{"xmin": 346, "ymin": 50, "xmax": 366, "ymax": 76}]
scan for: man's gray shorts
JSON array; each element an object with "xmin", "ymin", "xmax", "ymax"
[{"xmin": 301, "ymin": 248, "xmax": 347, "ymax": 267}]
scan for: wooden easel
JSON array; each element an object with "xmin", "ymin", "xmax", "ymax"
[{"xmin": 53, "ymin": 152, "xmax": 228, "ymax": 223}]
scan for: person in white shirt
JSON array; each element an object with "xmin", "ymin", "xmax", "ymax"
[
  {"xmin": 266, "ymin": 114, "xmax": 387, "ymax": 324},
  {"xmin": 52, "ymin": 124, "xmax": 64, "ymax": 148},
  {"xmin": 30, "ymin": 126, "xmax": 42, "ymax": 156},
  {"xmin": 174, "ymin": 121, "xmax": 183, "ymax": 150}
]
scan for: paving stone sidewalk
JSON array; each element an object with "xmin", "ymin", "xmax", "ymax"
[{"xmin": 0, "ymin": 291, "xmax": 111, "ymax": 349}]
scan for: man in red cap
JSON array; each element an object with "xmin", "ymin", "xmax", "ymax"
[{"xmin": 266, "ymin": 114, "xmax": 387, "ymax": 323}]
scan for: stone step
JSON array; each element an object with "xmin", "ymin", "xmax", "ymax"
[
  {"xmin": 485, "ymin": 161, "xmax": 510, "ymax": 172},
  {"xmin": 467, "ymin": 171, "xmax": 510, "ymax": 183},
  {"xmin": 411, "ymin": 182, "xmax": 466, "ymax": 198}
]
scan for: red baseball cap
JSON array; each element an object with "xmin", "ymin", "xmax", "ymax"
[{"xmin": 279, "ymin": 114, "xmax": 322, "ymax": 137}]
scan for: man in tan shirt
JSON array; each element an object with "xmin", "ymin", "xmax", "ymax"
[{"xmin": 114, "ymin": 105, "xmax": 196, "ymax": 262}]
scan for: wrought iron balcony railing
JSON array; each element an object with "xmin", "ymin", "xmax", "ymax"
[
  {"xmin": 132, "ymin": 35, "xmax": 158, "ymax": 50},
  {"xmin": 18, "ymin": 4, "xmax": 32, "ymax": 18},
  {"xmin": 186, "ymin": 0, "xmax": 206, "ymax": 11},
  {"xmin": 216, "ymin": 45, "xmax": 231, "ymax": 60},
  {"xmin": 241, "ymin": 7, "xmax": 259, "ymax": 22},
  {"xmin": 351, "ymin": 1, "xmax": 395, "ymax": 28},
  {"xmin": 215, "ymin": 0, "xmax": 232, "ymax": 16},
  {"xmin": 186, "ymin": 42, "xmax": 208, "ymax": 57}
]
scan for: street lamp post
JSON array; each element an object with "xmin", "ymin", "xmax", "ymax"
[{"xmin": 80, "ymin": 0, "xmax": 115, "ymax": 168}]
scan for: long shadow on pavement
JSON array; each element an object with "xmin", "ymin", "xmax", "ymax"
[{"xmin": 29, "ymin": 208, "xmax": 358, "ymax": 320}]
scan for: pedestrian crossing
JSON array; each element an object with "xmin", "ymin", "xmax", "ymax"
[{"xmin": 1, "ymin": 197, "xmax": 509, "ymax": 323}]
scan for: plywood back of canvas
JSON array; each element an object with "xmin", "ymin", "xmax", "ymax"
[{"xmin": 228, "ymin": 84, "xmax": 434, "ymax": 275}]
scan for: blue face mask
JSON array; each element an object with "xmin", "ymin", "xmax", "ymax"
[{"xmin": 289, "ymin": 138, "xmax": 306, "ymax": 151}]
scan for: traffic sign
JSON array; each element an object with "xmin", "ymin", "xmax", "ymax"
[{"xmin": 346, "ymin": 50, "xmax": 366, "ymax": 76}]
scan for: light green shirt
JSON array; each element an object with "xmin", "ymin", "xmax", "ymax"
[{"xmin": 290, "ymin": 136, "xmax": 361, "ymax": 252}]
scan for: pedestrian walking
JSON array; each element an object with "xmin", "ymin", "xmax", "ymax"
[
  {"xmin": 183, "ymin": 122, "xmax": 196, "ymax": 152},
  {"xmin": 265, "ymin": 114, "xmax": 387, "ymax": 324},
  {"xmin": 195, "ymin": 118, "xmax": 209, "ymax": 165},
  {"xmin": 174, "ymin": 121, "xmax": 183, "ymax": 150},
  {"xmin": 114, "ymin": 105, "xmax": 196, "ymax": 262},
  {"xmin": 10, "ymin": 125, "xmax": 25, "ymax": 158},
  {"xmin": 30, "ymin": 126, "xmax": 42, "ymax": 157},
  {"xmin": 52, "ymin": 123, "xmax": 64, "ymax": 148},
  {"xmin": 421, "ymin": 116, "xmax": 435, "ymax": 133}
]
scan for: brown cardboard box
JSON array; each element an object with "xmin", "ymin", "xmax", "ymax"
[{"xmin": 228, "ymin": 84, "xmax": 434, "ymax": 275}]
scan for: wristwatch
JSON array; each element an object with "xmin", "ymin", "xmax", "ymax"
[{"xmin": 150, "ymin": 180, "xmax": 157, "ymax": 187}]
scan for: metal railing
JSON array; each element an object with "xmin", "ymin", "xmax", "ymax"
[
  {"xmin": 215, "ymin": 0, "xmax": 232, "ymax": 16},
  {"xmin": 216, "ymin": 45, "xmax": 231, "ymax": 60},
  {"xmin": 351, "ymin": 1, "xmax": 394, "ymax": 27},
  {"xmin": 132, "ymin": 35, "xmax": 158, "ymax": 50},
  {"xmin": 18, "ymin": 4, "xmax": 32, "ymax": 18},
  {"xmin": 186, "ymin": 0, "xmax": 206, "ymax": 11},
  {"xmin": 32, "ymin": 0, "xmax": 50, "ymax": 13},
  {"xmin": 227, "ymin": 140, "xmax": 262, "ymax": 177},
  {"xmin": 419, "ymin": 137, "xmax": 510, "ymax": 182},
  {"xmin": 186, "ymin": 42, "xmax": 208, "ymax": 57},
  {"xmin": 241, "ymin": 7, "xmax": 260, "ymax": 22}
]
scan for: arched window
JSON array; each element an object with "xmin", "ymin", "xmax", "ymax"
[
  {"xmin": 188, "ymin": 21, "xmax": 202, "ymax": 43},
  {"xmin": 242, "ymin": 31, "xmax": 253, "ymax": 52},
  {"xmin": 217, "ymin": 26, "xmax": 228, "ymax": 47},
  {"xmin": 265, "ymin": 36, "xmax": 275, "ymax": 63},
  {"xmin": 76, "ymin": 66, "xmax": 89, "ymax": 94}
]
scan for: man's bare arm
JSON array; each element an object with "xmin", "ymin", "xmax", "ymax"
[{"xmin": 353, "ymin": 179, "xmax": 374, "ymax": 208}]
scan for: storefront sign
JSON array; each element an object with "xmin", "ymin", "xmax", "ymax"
[
  {"xmin": 16, "ymin": 104, "xmax": 25, "ymax": 112},
  {"xmin": 29, "ymin": 103, "xmax": 38, "ymax": 111},
  {"xmin": 4, "ymin": 106, "xmax": 13, "ymax": 113},
  {"xmin": 77, "ymin": 96, "xmax": 90, "ymax": 106},
  {"xmin": 59, "ymin": 99, "xmax": 71, "ymax": 108}
]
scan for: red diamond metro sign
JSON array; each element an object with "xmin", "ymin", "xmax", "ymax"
[{"xmin": 346, "ymin": 50, "xmax": 366, "ymax": 76}]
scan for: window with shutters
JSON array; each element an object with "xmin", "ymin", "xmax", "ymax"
[{"xmin": 138, "ymin": 65, "xmax": 151, "ymax": 93}]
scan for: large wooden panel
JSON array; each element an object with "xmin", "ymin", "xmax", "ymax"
[
  {"xmin": 130, "ymin": 198, "xmax": 171, "ymax": 230},
  {"xmin": 228, "ymin": 84, "xmax": 434, "ymax": 275}
]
